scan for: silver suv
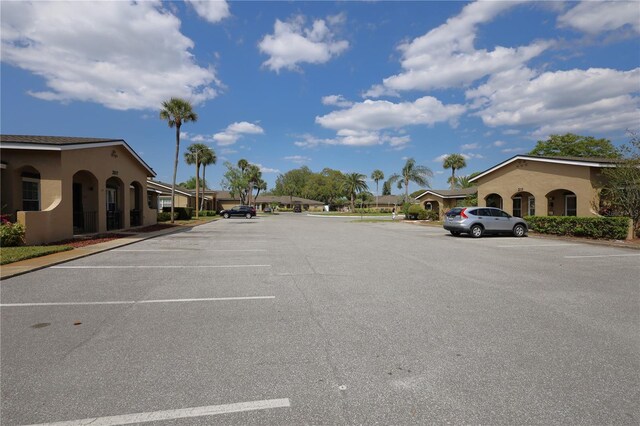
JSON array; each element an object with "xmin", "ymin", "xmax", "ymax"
[{"xmin": 443, "ymin": 207, "xmax": 528, "ymax": 238}]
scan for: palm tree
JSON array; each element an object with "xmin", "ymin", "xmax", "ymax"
[
  {"xmin": 245, "ymin": 164, "xmax": 261, "ymax": 207},
  {"xmin": 237, "ymin": 158, "xmax": 249, "ymax": 173},
  {"xmin": 371, "ymin": 169, "xmax": 384, "ymax": 208},
  {"xmin": 198, "ymin": 147, "xmax": 217, "ymax": 211},
  {"xmin": 443, "ymin": 154, "xmax": 467, "ymax": 190},
  {"xmin": 160, "ymin": 98, "xmax": 198, "ymax": 223},
  {"xmin": 184, "ymin": 143, "xmax": 209, "ymax": 218},
  {"xmin": 341, "ymin": 172, "xmax": 369, "ymax": 211},
  {"xmin": 388, "ymin": 158, "xmax": 433, "ymax": 202}
]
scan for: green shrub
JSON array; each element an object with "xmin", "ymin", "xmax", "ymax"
[
  {"xmin": 157, "ymin": 212, "xmax": 177, "ymax": 222},
  {"xmin": 405, "ymin": 204, "xmax": 428, "ymax": 220},
  {"xmin": 0, "ymin": 222, "xmax": 25, "ymax": 247},
  {"xmin": 424, "ymin": 210, "xmax": 440, "ymax": 221},
  {"xmin": 524, "ymin": 216, "xmax": 630, "ymax": 240},
  {"xmin": 198, "ymin": 210, "xmax": 217, "ymax": 217},
  {"xmin": 162, "ymin": 207, "xmax": 193, "ymax": 220}
]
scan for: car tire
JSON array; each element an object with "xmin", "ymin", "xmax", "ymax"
[
  {"xmin": 245, "ymin": 213, "xmax": 252, "ymax": 219},
  {"xmin": 513, "ymin": 224, "xmax": 526, "ymax": 237},
  {"xmin": 450, "ymin": 231, "xmax": 461, "ymax": 236},
  {"xmin": 470, "ymin": 224, "xmax": 483, "ymax": 238},
  {"xmin": 223, "ymin": 213, "xmax": 230, "ymax": 219}
]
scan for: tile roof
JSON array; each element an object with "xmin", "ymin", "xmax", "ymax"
[{"xmin": 0, "ymin": 135, "xmax": 123, "ymax": 145}]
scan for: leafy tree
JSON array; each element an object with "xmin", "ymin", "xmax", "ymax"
[
  {"xmin": 454, "ymin": 171, "xmax": 481, "ymax": 189},
  {"xmin": 388, "ymin": 158, "xmax": 433, "ymax": 202},
  {"xmin": 160, "ymin": 97, "xmax": 198, "ymax": 223},
  {"xmin": 382, "ymin": 180, "xmax": 391, "ymax": 196},
  {"xmin": 410, "ymin": 189, "xmax": 425, "ymax": 198},
  {"xmin": 341, "ymin": 172, "xmax": 369, "ymax": 211},
  {"xmin": 198, "ymin": 147, "xmax": 217, "ymax": 210},
  {"xmin": 371, "ymin": 169, "xmax": 384, "ymax": 207},
  {"xmin": 245, "ymin": 164, "xmax": 262, "ymax": 206},
  {"xmin": 179, "ymin": 176, "xmax": 204, "ymax": 190},
  {"xmin": 443, "ymin": 154, "xmax": 467, "ymax": 190},
  {"xmin": 221, "ymin": 161, "xmax": 249, "ymax": 205},
  {"xmin": 599, "ymin": 132, "xmax": 640, "ymax": 236},
  {"xmin": 528, "ymin": 133, "xmax": 620, "ymax": 158},
  {"xmin": 273, "ymin": 166, "xmax": 313, "ymax": 203}
]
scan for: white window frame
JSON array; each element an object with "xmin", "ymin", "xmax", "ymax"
[{"xmin": 22, "ymin": 176, "xmax": 40, "ymax": 211}]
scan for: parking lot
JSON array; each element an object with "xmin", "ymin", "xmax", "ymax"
[{"xmin": 1, "ymin": 214, "xmax": 639, "ymax": 425}]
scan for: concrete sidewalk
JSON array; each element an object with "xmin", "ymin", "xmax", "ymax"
[{"xmin": 1, "ymin": 225, "xmax": 189, "ymax": 280}]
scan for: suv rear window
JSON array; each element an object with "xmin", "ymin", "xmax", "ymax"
[{"xmin": 445, "ymin": 208, "xmax": 463, "ymax": 217}]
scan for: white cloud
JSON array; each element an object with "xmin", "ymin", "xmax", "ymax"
[
  {"xmin": 462, "ymin": 152, "xmax": 484, "ymax": 159},
  {"xmin": 0, "ymin": 1, "xmax": 221, "ymax": 110},
  {"xmin": 502, "ymin": 129, "xmax": 520, "ymax": 135},
  {"xmin": 316, "ymin": 97, "xmax": 465, "ymax": 131},
  {"xmin": 366, "ymin": 1, "xmax": 549, "ymax": 93},
  {"xmin": 493, "ymin": 140, "xmax": 507, "ymax": 147},
  {"xmin": 460, "ymin": 143, "xmax": 480, "ymax": 150},
  {"xmin": 433, "ymin": 154, "xmax": 449, "ymax": 163},
  {"xmin": 322, "ymin": 94, "xmax": 353, "ymax": 108},
  {"xmin": 284, "ymin": 155, "xmax": 312, "ymax": 164},
  {"xmin": 468, "ymin": 67, "xmax": 640, "ymax": 137},
  {"xmin": 213, "ymin": 121, "xmax": 264, "ymax": 146},
  {"xmin": 501, "ymin": 147, "xmax": 524, "ymax": 154},
  {"xmin": 185, "ymin": 0, "xmax": 231, "ymax": 24},
  {"xmin": 255, "ymin": 163, "xmax": 280, "ymax": 174},
  {"xmin": 258, "ymin": 15, "xmax": 349, "ymax": 72},
  {"xmin": 558, "ymin": 1, "xmax": 640, "ymax": 35},
  {"xmin": 220, "ymin": 148, "xmax": 237, "ymax": 155},
  {"xmin": 293, "ymin": 131, "xmax": 411, "ymax": 149},
  {"xmin": 361, "ymin": 84, "xmax": 399, "ymax": 99}
]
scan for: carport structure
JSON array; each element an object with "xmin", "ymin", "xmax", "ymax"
[{"xmin": 470, "ymin": 155, "xmax": 619, "ymax": 218}]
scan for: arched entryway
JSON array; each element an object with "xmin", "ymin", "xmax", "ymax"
[
  {"xmin": 424, "ymin": 200, "xmax": 440, "ymax": 212},
  {"xmin": 511, "ymin": 191, "xmax": 535, "ymax": 217},
  {"xmin": 106, "ymin": 177, "xmax": 124, "ymax": 230},
  {"xmin": 73, "ymin": 171, "xmax": 99, "ymax": 234},
  {"xmin": 129, "ymin": 181, "xmax": 143, "ymax": 227},
  {"xmin": 546, "ymin": 189, "xmax": 577, "ymax": 216},
  {"xmin": 485, "ymin": 193, "xmax": 503, "ymax": 209}
]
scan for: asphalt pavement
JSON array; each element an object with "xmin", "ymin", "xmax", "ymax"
[{"xmin": 1, "ymin": 214, "xmax": 639, "ymax": 425}]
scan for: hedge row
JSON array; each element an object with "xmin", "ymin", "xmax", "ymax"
[
  {"xmin": 524, "ymin": 216, "xmax": 630, "ymax": 240},
  {"xmin": 405, "ymin": 204, "xmax": 439, "ymax": 221},
  {"xmin": 162, "ymin": 207, "xmax": 193, "ymax": 220}
]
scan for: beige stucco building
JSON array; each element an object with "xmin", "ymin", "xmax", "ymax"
[
  {"xmin": 415, "ymin": 188, "xmax": 476, "ymax": 219},
  {"xmin": 1, "ymin": 135, "xmax": 157, "ymax": 245},
  {"xmin": 470, "ymin": 155, "xmax": 618, "ymax": 218}
]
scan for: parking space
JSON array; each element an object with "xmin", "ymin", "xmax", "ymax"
[{"xmin": 1, "ymin": 215, "xmax": 638, "ymax": 424}]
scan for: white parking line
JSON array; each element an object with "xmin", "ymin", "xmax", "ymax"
[
  {"xmin": 112, "ymin": 249, "xmax": 267, "ymax": 252},
  {"xmin": 23, "ymin": 398, "xmax": 291, "ymax": 425},
  {"xmin": 51, "ymin": 265, "xmax": 271, "ymax": 269},
  {"xmin": 497, "ymin": 243, "xmax": 581, "ymax": 248},
  {"xmin": 0, "ymin": 296, "xmax": 275, "ymax": 308},
  {"xmin": 564, "ymin": 254, "xmax": 640, "ymax": 259}
]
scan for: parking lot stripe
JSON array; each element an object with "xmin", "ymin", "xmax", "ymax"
[
  {"xmin": 112, "ymin": 249, "xmax": 268, "ymax": 252},
  {"xmin": 564, "ymin": 253, "xmax": 640, "ymax": 259},
  {"xmin": 1, "ymin": 296, "xmax": 276, "ymax": 308},
  {"xmin": 497, "ymin": 244, "xmax": 581, "ymax": 248},
  {"xmin": 50, "ymin": 265, "xmax": 271, "ymax": 269},
  {"xmin": 23, "ymin": 398, "xmax": 291, "ymax": 425}
]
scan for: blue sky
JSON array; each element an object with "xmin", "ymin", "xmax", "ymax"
[{"xmin": 1, "ymin": 1, "xmax": 639, "ymax": 194}]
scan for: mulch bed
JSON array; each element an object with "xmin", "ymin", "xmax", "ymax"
[{"xmin": 49, "ymin": 234, "xmax": 130, "ymax": 248}]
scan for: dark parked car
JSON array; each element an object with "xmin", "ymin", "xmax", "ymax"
[
  {"xmin": 220, "ymin": 205, "xmax": 256, "ymax": 219},
  {"xmin": 443, "ymin": 207, "xmax": 528, "ymax": 238},
  {"xmin": 293, "ymin": 204, "xmax": 302, "ymax": 213}
]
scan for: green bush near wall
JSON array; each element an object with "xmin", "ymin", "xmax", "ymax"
[
  {"xmin": 406, "ymin": 204, "xmax": 428, "ymax": 220},
  {"xmin": 0, "ymin": 222, "xmax": 25, "ymax": 247},
  {"xmin": 157, "ymin": 212, "xmax": 177, "ymax": 222},
  {"xmin": 524, "ymin": 216, "xmax": 630, "ymax": 240},
  {"xmin": 162, "ymin": 207, "xmax": 193, "ymax": 220}
]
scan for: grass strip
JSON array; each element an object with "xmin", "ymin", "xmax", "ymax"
[{"xmin": 0, "ymin": 245, "xmax": 73, "ymax": 265}]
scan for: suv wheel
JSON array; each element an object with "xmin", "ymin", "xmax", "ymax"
[
  {"xmin": 470, "ymin": 224, "xmax": 483, "ymax": 238},
  {"xmin": 223, "ymin": 213, "xmax": 230, "ymax": 219},
  {"xmin": 245, "ymin": 213, "xmax": 252, "ymax": 219},
  {"xmin": 513, "ymin": 224, "xmax": 526, "ymax": 237}
]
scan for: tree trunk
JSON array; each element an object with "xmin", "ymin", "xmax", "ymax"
[
  {"xmin": 200, "ymin": 165, "xmax": 206, "ymax": 211},
  {"xmin": 171, "ymin": 124, "xmax": 181, "ymax": 224},
  {"xmin": 376, "ymin": 181, "xmax": 379, "ymax": 208},
  {"xmin": 450, "ymin": 168, "xmax": 455, "ymax": 190},
  {"xmin": 195, "ymin": 161, "xmax": 200, "ymax": 219}
]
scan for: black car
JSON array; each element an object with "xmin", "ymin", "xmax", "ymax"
[{"xmin": 220, "ymin": 205, "xmax": 256, "ymax": 219}]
